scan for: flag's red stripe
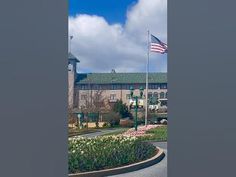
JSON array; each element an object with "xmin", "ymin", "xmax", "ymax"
[
  {"xmin": 151, "ymin": 50, "xmax": 165, "ymax": 53},
  {"xmin": 151, "ymin": 46, "xmax": 165, "ymax": 50},
  {"xmin": 151, "ymin": 47, "xmax": 166, "ymax": 52},
  {"xmin": 151, "ymin": 43, "xmax": 163, "ymax": 47}
]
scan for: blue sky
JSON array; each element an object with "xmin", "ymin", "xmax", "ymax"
[
  {"xmin": 69, "ymin": 0, "xmax": 138, "ymax": 24},
  {"xmin": 69, "ymin": 0, "xmax": 167, "ymax": 73}
]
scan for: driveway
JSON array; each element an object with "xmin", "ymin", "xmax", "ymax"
[{"xmin": 107, "ymin": 142, "xmax": 167, "ymax": 177}]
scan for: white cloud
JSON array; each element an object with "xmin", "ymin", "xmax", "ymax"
[{"xmin": 69, "ymin": 0, "xmax": 167, "ymax": 73}]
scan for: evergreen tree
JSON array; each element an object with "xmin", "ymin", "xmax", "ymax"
[{"xmin": 113, "ymin": 100, "xmax": 130, "ymax": 118}]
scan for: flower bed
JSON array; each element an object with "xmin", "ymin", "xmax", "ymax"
[
  {"xmin": 122, "ymin": 125, "xmax": 160, "ymax": 137},
  {"xmin": 68, "ymin": 136, "xmax": 156, "ymax": 174}
]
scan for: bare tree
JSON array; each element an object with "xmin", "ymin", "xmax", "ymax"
[
  {"xmin": 79, "ymin": 89, "xmax": 110, "ymax": 128},
  {"xmin": 68, "ymin": 107, "xmax": 77, "ymax": 127}
]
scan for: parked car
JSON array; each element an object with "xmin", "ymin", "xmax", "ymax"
[{"xmin": 160, "ymin": 119, "xmax": 168, "ymax": 125}]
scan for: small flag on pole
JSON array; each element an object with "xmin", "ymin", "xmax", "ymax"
[{"xmin": 150, "ymin": 34, "xmax": 167, "ymax": 54}]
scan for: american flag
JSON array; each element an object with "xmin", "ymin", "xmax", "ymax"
[{"xmin": 150, "ymin": 34, "xmax": 168, "ymax": 54}]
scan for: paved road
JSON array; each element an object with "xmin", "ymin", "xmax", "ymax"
[
  {"xmin": 107, "ymin": 142, "xmax": 167, "ymax": 177},
  {"xmin": 80, "ymin": 128, "xmax": 127, "ymax": 138}
]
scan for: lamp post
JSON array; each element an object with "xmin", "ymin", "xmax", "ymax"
[
  {"xmin": 130, "ymin": 86, "xmax": 144, "ymax": 131},
  {"xmin": 77, "ymin": 112, "xmax": 84, "ymax": 129}
]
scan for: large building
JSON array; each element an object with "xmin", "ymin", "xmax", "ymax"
[{"xmin": 68, "ymin": 53, "xmax": 167, "ymax": 113}]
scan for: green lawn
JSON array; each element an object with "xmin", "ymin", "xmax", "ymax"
[{"xmin": 142, "ymin": 126, "xmax": 167, "ymax": 141}]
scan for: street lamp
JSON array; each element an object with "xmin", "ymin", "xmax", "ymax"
[
  {"xmin": 77, "ymin": 112, "xmax": 84, "ymax": 129},
  {"xmin": 130, "ymin": 86, "xmax": 144, "ymax": 131}
]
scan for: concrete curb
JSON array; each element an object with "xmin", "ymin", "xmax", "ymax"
[
  {"xmin": 69, "ymin": 147, "xmax": 165, "ymax": 177},
  {"xmin": 68, "ymin": 130, "xmax": 101, "ymax": 138}
]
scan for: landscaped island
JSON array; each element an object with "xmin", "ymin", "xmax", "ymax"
[
  {"xmin": 68, "ymin": 135, "xmax": 156, "ymax": 174},
  {"xmin": 68, "ymin": 125, "xmax": 167, "ymax": 174}
]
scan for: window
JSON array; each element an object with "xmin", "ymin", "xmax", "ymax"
[
  {"xmin": 111, "ymin": 84, "xmax": 115, "ymax": 90},
  {"xmin": 81, "ymin": 95, "xmax": 87, "ymax": 100},
  {"xmin": 153, "ymin": 92, "xmax": 158, "ymax": 98},
  {"xmin": 148, "ymin": 92, "xmax": 152, "ymax": 99},
  {"xmin": 160, "ymin": 92, "xmax": 165, "ymax": 99},
  {"xmin": 129, "ymin": 85, "xmax": 134, "ymax": 90},
  {"xmin": 111, "ymin": 84, "xmax": 120, "ymax": 90},
  {"xmin": 122, "ymin": 84, "xmax": 131, "ymax": 90},
  {"xmin": 160, "ymin": 83, "xmax": 167, "ymax": 89},
  {"xmin": 155, "ymin": 84, "xmax": 160, "ymax": 89},
  {"xmin": 134, "ymin": 84, "xmax": 140, "ymax": 89},
  {"xmin": 126, "ymin": 94, "xmax": 131, "ymax": 99},
  {"xmin": 92, "ymin": 84, "xmax": 102, "ymax": 90},
  {"xmin": 81, "ymin": 85, "xmax": 88, "ymax": 90},
  {"xmin": 110, "ymin": 94, "xmax": 116, "ymax": 100},
  {"xmin": 101, "ymin": 84, "xmax": 107, "ymax": 90},
  {"xmin": 101, "ymin": 84, "xmax": 109, "ymax": 90},
  {"xmin": 142, "ymin": 84, "xmax": 146, "ymax": 89},
  {"xmin": 149, "ymin": 84, "xmax": 158, "ymax": 89},
  {"xmin": 93, "ymin": 84, "xmax": 98, "ymax": 90},
  {"xmin": 165, "ymin": 92, "xmax": 168, "ymax": 98},
  {"xmin": 98, "ymin": 85, "xmax": 102, "ymax": 89}
]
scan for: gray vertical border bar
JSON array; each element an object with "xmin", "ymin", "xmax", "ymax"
[
  {"xmin": 168, "ymin": 0, "xmax": 236, "ymax": 177},
  {"xmin": 0, "ymin": 0, "xmax": 68, "ymax": 177}
]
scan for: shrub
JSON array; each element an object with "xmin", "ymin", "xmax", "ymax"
[
  {"xmin": 113, "ymin": 100, "xmax": 131, "ymax": 118},
  {"xmin": 102, "ymin": 112, "xmax": 121, "ymax": 127},
  {"xmin": 68, "ymin": 136, "xmax": 156, "ymax": 173},
  {"xmin": 95, "ymin": 121, "xmax": 99, "ymax": 128},
  {"xmin": 102, "ymin": 122, "xmax": 109, "ymax": 128},
  {"xmin": 120, "ymin": 119, "xmax": 134, "ymax": 127}
]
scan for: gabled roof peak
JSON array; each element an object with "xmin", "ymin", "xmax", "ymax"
[{"xmin": 68, "ymin": 52, "xmax": 80, "ymax": 62}]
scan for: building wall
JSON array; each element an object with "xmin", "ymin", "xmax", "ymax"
[
  {"xmin": 68, "ymin": 68, "xmax": 75, "ymax": 108},
  {"xmin": 74, "ymin": 86, "xmax": 167, "ymax": 110},
  {"xmin": 68, "ymin": 56, "xmax": 80, "ymax": 108}
]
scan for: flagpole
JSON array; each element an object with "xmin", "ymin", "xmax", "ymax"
[
  {"xmin": 69, "ymin": 36, "xmax": 71, "ymax": 53},
  {"xmin": 69, "ymin": 35, "xmax": 73, "ymax": 53},
  {"xmin": 145, "ymin": 30, "xmax": 150, "ymax": 126}
]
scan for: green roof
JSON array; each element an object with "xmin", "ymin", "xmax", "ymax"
[{"xmin": 76, "ymin": 73, "xmax": 167, "ymax": 84}]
